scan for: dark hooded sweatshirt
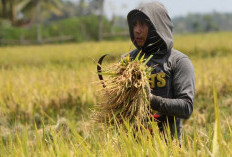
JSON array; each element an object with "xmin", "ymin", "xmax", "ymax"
[{"xmin": 127, "ymin": 2, "xmax": 195, "ymax": 140}]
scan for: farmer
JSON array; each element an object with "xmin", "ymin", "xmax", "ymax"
[{"xmin": 127, "ymin": 2, "xmax": 195, "ymax": 144}]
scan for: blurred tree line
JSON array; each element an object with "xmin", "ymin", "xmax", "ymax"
[
  {"xmin": 173, "ymin": 12, "xmax": 232, "ymax": 33},
  {"xmin": 0, "ymin": 0, "xmax": 127, "ymax": 45},
  {"xmin": 0, "ymin": 1, "xmax": 232, "ymax": 45}
]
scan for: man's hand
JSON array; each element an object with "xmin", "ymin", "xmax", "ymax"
[{"xmin": 149, "ymin": 92, "xmax": 161, "ymax": 111}]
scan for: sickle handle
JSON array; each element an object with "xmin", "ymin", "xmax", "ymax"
[{"xmin": 97, "ymin": 54, "xmax": 109, "ymax": 88}]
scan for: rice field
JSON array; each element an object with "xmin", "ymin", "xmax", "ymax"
[{"xmin": 0, "ymin": 32, "xmax": 232, "ymax": 156}]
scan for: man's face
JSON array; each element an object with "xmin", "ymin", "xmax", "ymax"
[{"xmin": 133, "ymin": 21, "xmax": 149, "ymax": 47}]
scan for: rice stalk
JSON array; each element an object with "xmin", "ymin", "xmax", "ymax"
[{"xmin": 93, "ymin": 52, "xmax": 153, "ymax": 128}]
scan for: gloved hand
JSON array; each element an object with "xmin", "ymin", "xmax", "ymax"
[
  {"xmin": 149, "ymin": 92, "xmax": 162, "ymax": 122},
  {"xmin": 149, "ymin": 92, "xmax": 161, "ymax": 111}
]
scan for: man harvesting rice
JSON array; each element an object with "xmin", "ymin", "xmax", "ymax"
[{"xmin": 126, "ymin": 2, "xmax": 195, "ymax": 143}]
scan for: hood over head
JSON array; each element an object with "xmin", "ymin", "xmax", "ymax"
[{"xmin": 127, "ymin": 2, "xmax": 173, "ymax": 55}]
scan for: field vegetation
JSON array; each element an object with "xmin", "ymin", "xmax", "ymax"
[{"xmin": 0, "ymin": 32, "xmax": 232, "ymax": 156}]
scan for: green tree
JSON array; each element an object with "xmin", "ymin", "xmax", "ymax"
[
  {"xmin": 18, "ymin": 0, "xmax": 64, "ymax": 43},
  {"xmin": 88, "ymin": 0, "xmax": 104, "ymax": 41},
  {"xmin": 0, "ymin": 0, "xmax": 8, "ymax": 19},
  {"xmin": 0, "ymin": 0, "xmax": 19, "ymax": 24},
  {"xmin": 203, "ymin": 15, "xmax": 219, "ymax": 32},
  {"xmin": 0, "ymin": 0, "xmax": 63, "ymax": 26}
]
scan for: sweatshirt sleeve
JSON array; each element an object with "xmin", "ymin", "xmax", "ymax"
[{"xmin": 150, "ymin": 57, "xmax": 195, "ymax": 119}]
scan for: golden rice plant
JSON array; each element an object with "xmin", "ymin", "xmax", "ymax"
[{"xmin": 93, "ymin": 52, "xmax": 154, "ymax": 128}]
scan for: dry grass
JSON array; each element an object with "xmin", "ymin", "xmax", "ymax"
[
  {"xmin": 0, "ymin": 32, "xmax": 232, "ymax": 156},
  {"xmin": 93, "ymin": 53, "xmax": 153, "ymax": 128}
]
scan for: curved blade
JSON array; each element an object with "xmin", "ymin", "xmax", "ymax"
[{"xmin": 97, "ymin": 54, "xmax": 109, "ymax": 88}]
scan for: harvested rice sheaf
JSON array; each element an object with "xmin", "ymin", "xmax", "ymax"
[{"xmin": 94, "ymin": 52, "xmax": 154, "ymax": 128}]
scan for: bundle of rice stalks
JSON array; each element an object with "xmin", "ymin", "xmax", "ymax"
[{"xmin": 93, "ymin": 52, "xmax": 154, "ymax": 128}]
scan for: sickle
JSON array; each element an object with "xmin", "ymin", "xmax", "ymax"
[{"xmin": 97, "ymin": 54, "xmax": 109, "ymax": 88}]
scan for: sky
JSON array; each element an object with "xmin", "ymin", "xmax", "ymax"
[{"xmin": 104, "ymin": 0, "xmax": 232, "ymax": 19}]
